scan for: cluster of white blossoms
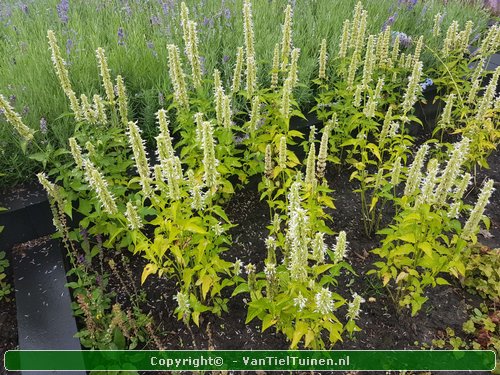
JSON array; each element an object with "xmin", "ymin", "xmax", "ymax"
[
  {"xmin": 174, "ymin": 291, "xmax": 190, "ymax": 316},
  {"xmin": 82, "ymin": 158, "xmax": 118, "ymax": 215},
  {"xmin": 316, "ymin": 120, "xmax": 331, "ymax": 180},
  {"xmin": 333, "ymin": 231, "xmax": 348, "ymax": 264},
  {"xmin": 363, "ymin": 77, "xmax": 384, "ymax": 119},
  {"xmin": 264, "ymin": 144, "xmax": 273, "ymax": 182},
  {"xmin": 346, "ymin": 292, "xmax": 365, "ymax": 320},
  {"xmin": 315, "ymin": 287, "xmax": 334, "ymax": 315},
  {"xmin": 242, "ymin": 0, "xmax": 256, "ymax": 97},
  {"xmin": 96, "ymin": 47, "xmax": 115, "ymax": 107},
  {"xmin": 47, "ymin": 30, "xmax": 82, "ymax": 120},
  {"xmin": 167, "ymin": 44, "xmax": 189, "ymax": 110},
  {"xmin": 349, "ymin": 2, "xmax": 367, "ymax": 57},
  {"xmin": 448, "ymin": 172, "xmax": 471, "ymax": 219},
  {"xmin": 248, "ymin": 96, "xmax": 261, "ymax": 134},
  {"xmin": 185, "ymin": 20, "xmax": 203, "ymax": 89},
  {"xmin": 432, "ymin": 12, "xmax": 443, "ymax": 37},
  {"xmin": 213, "ymin": 69, "xmax": 223, "ymax": 126},
  {"xmin": 376, "ymin": 26, "xmax": 392, "ymax": 69},
  {"xmin": 286, "ymin": 181, "xmax": 310, "ymax": 282},
  {"xmin": 468, "ymin": 58, "xmax": 485, "ymax": 104},
  {"xmin": 304, "ymin": 143, "xmax": 316, "ymax": 190},
  {"xmin": 293, "ymin": 292, "xmax": 308, "ymax": 312},
  {"xmin": 362, "ymin": 35, "xmax": 376, "ymax": 89},
  {"xmin": 433, "ymin": 137, "xmax": 470, "ymax": 205},
  {"xmin": 271, "ymin": 43, "xmax": 280, "ymax": 89},
  {"xmin": 37, "ymin": 172, "xmax": 67, "ymax": 234},
  {"xmin": 280, "ymin": 4, "xmax": 293, "ymax": 70},
  {"xmin": 338, "ymin": 19, "xmax": 351, "ymax": 59},
  {"xmin": 440, "ymin": 93, "xmax": 455, "ymax": 129},
  {"xmin": 475, "ymin": 66, "xmax": 499, "ymax": 122},
  {"xmin": 402, "ymin": 61, "xmax": 423, "ymax": 118},
  {"xmin": 231, "ymin": 47, "xmax": 244, "ymax": 95},
  {"xmin": 288, "ymin": 48, "xmax": 300, "ymax": 89},
  {"xmin": 0, "ymin": 94, "xmax": 34, "ymax": 141},
  {"xmin": 187, "ymin": 169, "xmax": 206, "ymax": 211},
  {"xmin": 278, "ymin": 136, "xmax": 287, "ymax": 170},
  {"xmin": 179, "ymin": 4, "xmax": 202, "ymax": 90},
  {"xmin": 404, "ymin": 144, "xmax": 429, "ymax": 197},
  {"xmin": 281, "ymin": 77, "xmax": 292, "ymax": 120},
  {"xmin": 116, "ymin": 75, "xmax": 128, "ymax": 126},
  {"xmin": 442, "ymin": 20, "xmax": 474, "ymax": 58},
  {"xmin": 200, "ymin": 120, "xmax": 220, "ymax": 190},
  {"xmin": 318, "ymin": 38, "xmax": 328, "ymax": 80},
  {"xmin": 68, "ymin": 137, "xmax": 84, "ymax": 168},
  {"xmin": 461, "ymin": 179, "xmax": 495, "ymax": 240},
  {"xmin": 311, "ymin": 232, "xmax": 327, "ymax": 263},
  {"xmin": 125, "ymin": 202, "xmax": 143, "ymax": 230},
  {"xmin": 127, "ymin": 120, "xmax": 152, "ymax": 197},
  {"xmin": 477, "ymin": 24, "xmax": 499, "ymax": 58},
  {"xmin": 415, "ymin": 158, "xmax": 440, "ymax": 208},
  {"xmin": 391, "ymin": 156, "xmax": 402, "ymax": 187},
  {"xmin": 154, "ymin": 111, "xmax": 184, "ymax": 200}
]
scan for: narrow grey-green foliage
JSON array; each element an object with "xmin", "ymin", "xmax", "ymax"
[{"xmin": 0, "ymin": 0, "xmax": 490, "ymax": 186}]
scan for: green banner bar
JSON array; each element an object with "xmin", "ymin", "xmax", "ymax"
[{"xmin": 4, "ymin": 350, "xmax": 496, "ymax": 371}]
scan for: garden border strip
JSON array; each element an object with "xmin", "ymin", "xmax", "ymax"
[
  {"xmin": 12, "ymin": 238, "xmax": 84, "ymax": 375},
  {"xmin": 0, "ymin": 185, "xmax": 53, "ymax": 250}
]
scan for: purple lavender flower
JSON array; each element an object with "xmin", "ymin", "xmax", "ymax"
[
  {"xmin": 40, "ymin": 117, "xmax": 47, "ymax": 134},
  {"xmin": 19, "ymin": 4, "xmax": 29, "ymax": 14},
  {"xmin": 223, "ymin": 55, "xmax": 230, "ymax": 64},
  {"xmin": 8, "ymin": 94, "xmax": 16, "ymax": 106},
  {"xmin": 199, "ymin": 56, "xmax": 206, "ymax": 75},
  {"xmin": 407, "ymin": 0, "xmax": 418, "ymax": 10},
  {"xmin": 122, "ymin": 4, "xmax": 132, "ymax": 16},
  {"xmin": 382, "ymin": 12, "xmax": 397, "ymax": 31},
  {"xmin": 56, "ymin": 0, "xmax": 69, "ymax": 24},
  {"xmin": 160, "ymin": 0, "xmax": 174, "ymax": 15},
  {"xmin": 392, "ymin": 31, "xmax": 412, "ymax": 48},
  {"xmin": 117, "ymin": 27, "xmax": 125, "ymax": 45},
  {"xmin": 203, "ymin": 16, "xmax": 214, "ymax": 28},
  {"xmin": 147, "ymin": 41, "xmax": 158, "ymax": 57},
  {"xmin": 420, "ymin": 3, "xmax": 429, "ymax": 16},
  {"xmin": 150, "ymin": 14, "xmax": 161, "ymax": 26},
  {"xmin": 22, "ymin": 106, "xmax": 29, "ymax": 116},
  {"xmin": 223, "ymin": 8, "xmax": 231, "ymax": 20},
  {"xmin": 66, "ymin": 38, "xmax": 73, "ymax": 56}
]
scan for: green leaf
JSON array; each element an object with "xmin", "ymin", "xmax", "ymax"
[
  {"xmin": 232, "ymin": 283, "xmax": 250, "ymax": 296},
  {"xmin": 436, "ymin": 277, "xmax": 450, "ymax": 286},
  {"xmin": 418, "ymin": 242, "xmax": 433, "ymax": 258},
  {"xmin": 291, "ymin": 321, "xmax": 309, "ymax": 349},
  {"xmin": 262, "ymin": 314, "xmax": 277, "ymax": 332},
  {"xmin": 141, "ymin": 263, "xmax": 158, "ymax": 285},
  {"xmin": 398, "ymin": 232, "xmax": 416, "ymax": 243},
  {"xmin": 184, "ymin": 222, "xmax": 206, "ymax": 234}
]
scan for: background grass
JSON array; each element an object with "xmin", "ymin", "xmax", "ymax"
[{"xmin": 0, "ymin": 0, "xmax": 492, "ymax": 187}]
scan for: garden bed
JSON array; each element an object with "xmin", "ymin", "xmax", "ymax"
[
  {"xmin": 2, "ymin": 149, "xmax": 497, "ymax": 374},
  {"xmin": 0, "ymin": 1, "xmax": 499, "ymax": 373}
]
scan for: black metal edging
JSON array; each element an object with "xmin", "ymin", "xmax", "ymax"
[{"xmin": 0, "ymin": 188, "xmax": 84, "ymax": 375}]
